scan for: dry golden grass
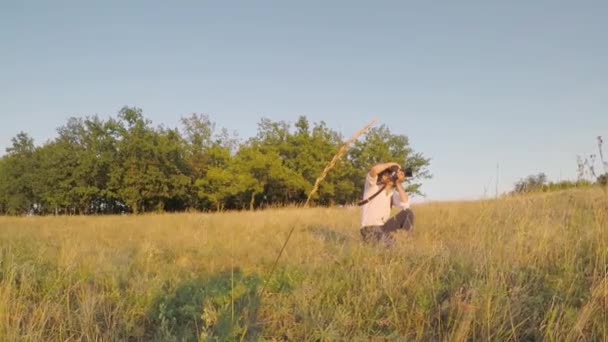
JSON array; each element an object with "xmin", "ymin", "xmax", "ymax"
[{"xmin": 0, "ymin": 188, "xmax": 606, "ymax": 340}]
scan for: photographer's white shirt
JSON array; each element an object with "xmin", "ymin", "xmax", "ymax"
[{"xmin": 360, "ymin": 172, "xmax": 410, "ymax": 227}]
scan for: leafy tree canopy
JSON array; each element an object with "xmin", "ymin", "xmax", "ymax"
[{"xmin": 0, "ymin": 108, "xmax": 431, "ymax": 214}]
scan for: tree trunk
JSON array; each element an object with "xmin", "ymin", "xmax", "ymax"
[{"xmin": 249, "ymin": 191, "xmax": 256, "ymax": 211}]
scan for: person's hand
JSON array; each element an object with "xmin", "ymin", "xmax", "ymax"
[
  {"xmin": 396, "ymin": 169, "xmax": 406, "ymax": 182},
  {"xmin": 371, "ymin": 162, "xmax": 401, "ymax": 177}
]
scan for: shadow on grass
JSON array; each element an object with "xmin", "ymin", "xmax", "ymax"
[
  {"xmin": 147, "ymin": 268, "xmax": 261, "ymax": 341},
  {"xmin": 307, "ymin": 225, "xmax": 352, "ymax": 245}
]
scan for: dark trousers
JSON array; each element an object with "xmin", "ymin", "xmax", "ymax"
[{"xmin": 360, "ymin": 209, "xmax": 415, "ymax": 246}]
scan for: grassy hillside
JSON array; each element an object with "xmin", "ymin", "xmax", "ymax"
[{"xmin": 1, "ymin": 189, "xmax": 606, "ymax": 340}]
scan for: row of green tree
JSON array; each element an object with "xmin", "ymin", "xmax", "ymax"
[{"xmin": 0, "ymin": 107, "xmax": 430, "ymax": 215}]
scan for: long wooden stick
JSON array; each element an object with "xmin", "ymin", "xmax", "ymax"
[
  {"xmin": 246, "ymin": 118, "xmax": 378, "ymax": 340},
  {"xmin": 304, "ymin": 117, "xmax": 378, "ymax": 207}
]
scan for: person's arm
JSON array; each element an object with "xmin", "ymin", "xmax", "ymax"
[
  {"xmin": 391, "ymin": 170, "xmax": 410, "ymax": 209},
  {"xmin": 391, "ymin": 184, "xmax": 410, "ymax": 209},
  {"xmin": 369, "ymin": 162, "xmax": 400, "ymax": 178},
  {"xmin": 395, "ymin": 182, "xmax": 409, "ymax": 205}
]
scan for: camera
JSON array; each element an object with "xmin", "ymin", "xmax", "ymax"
[
  {"xmin": 378, "ymin": 165, "xmax": 413, "ymax": 185},
  {"xmin": 404, "ymin": 167, "xmax": 413, "ymax": 178}
]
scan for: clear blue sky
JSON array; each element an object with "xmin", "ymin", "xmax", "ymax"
[{"xmin": 1, "ymin": 1, "xmax": 606, "ymax": 201}]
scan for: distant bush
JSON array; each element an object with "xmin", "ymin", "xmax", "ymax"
[
  {"xmin": 544, "ymin": 179, "xmax": 594, "ymax": 192},
  {"xmin": 597, "ymin": 173, "xmax": 608, "ymax": 187},
  {"xmin": 513, "ymin": 173, "xmax": 594, "ymax": 194},
  {"xmin": 513, "ymin": 173, "xmax": 548, "ymax": 193}
]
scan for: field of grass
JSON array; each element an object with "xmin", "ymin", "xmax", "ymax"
[{"xmin": 1, "ymin": 189, "xmax": 607, "ymax": 341}]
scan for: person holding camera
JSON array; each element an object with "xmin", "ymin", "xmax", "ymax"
[{"xmin": 359, "ymin": 162, "xmax": 415, "ymax": 246}]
